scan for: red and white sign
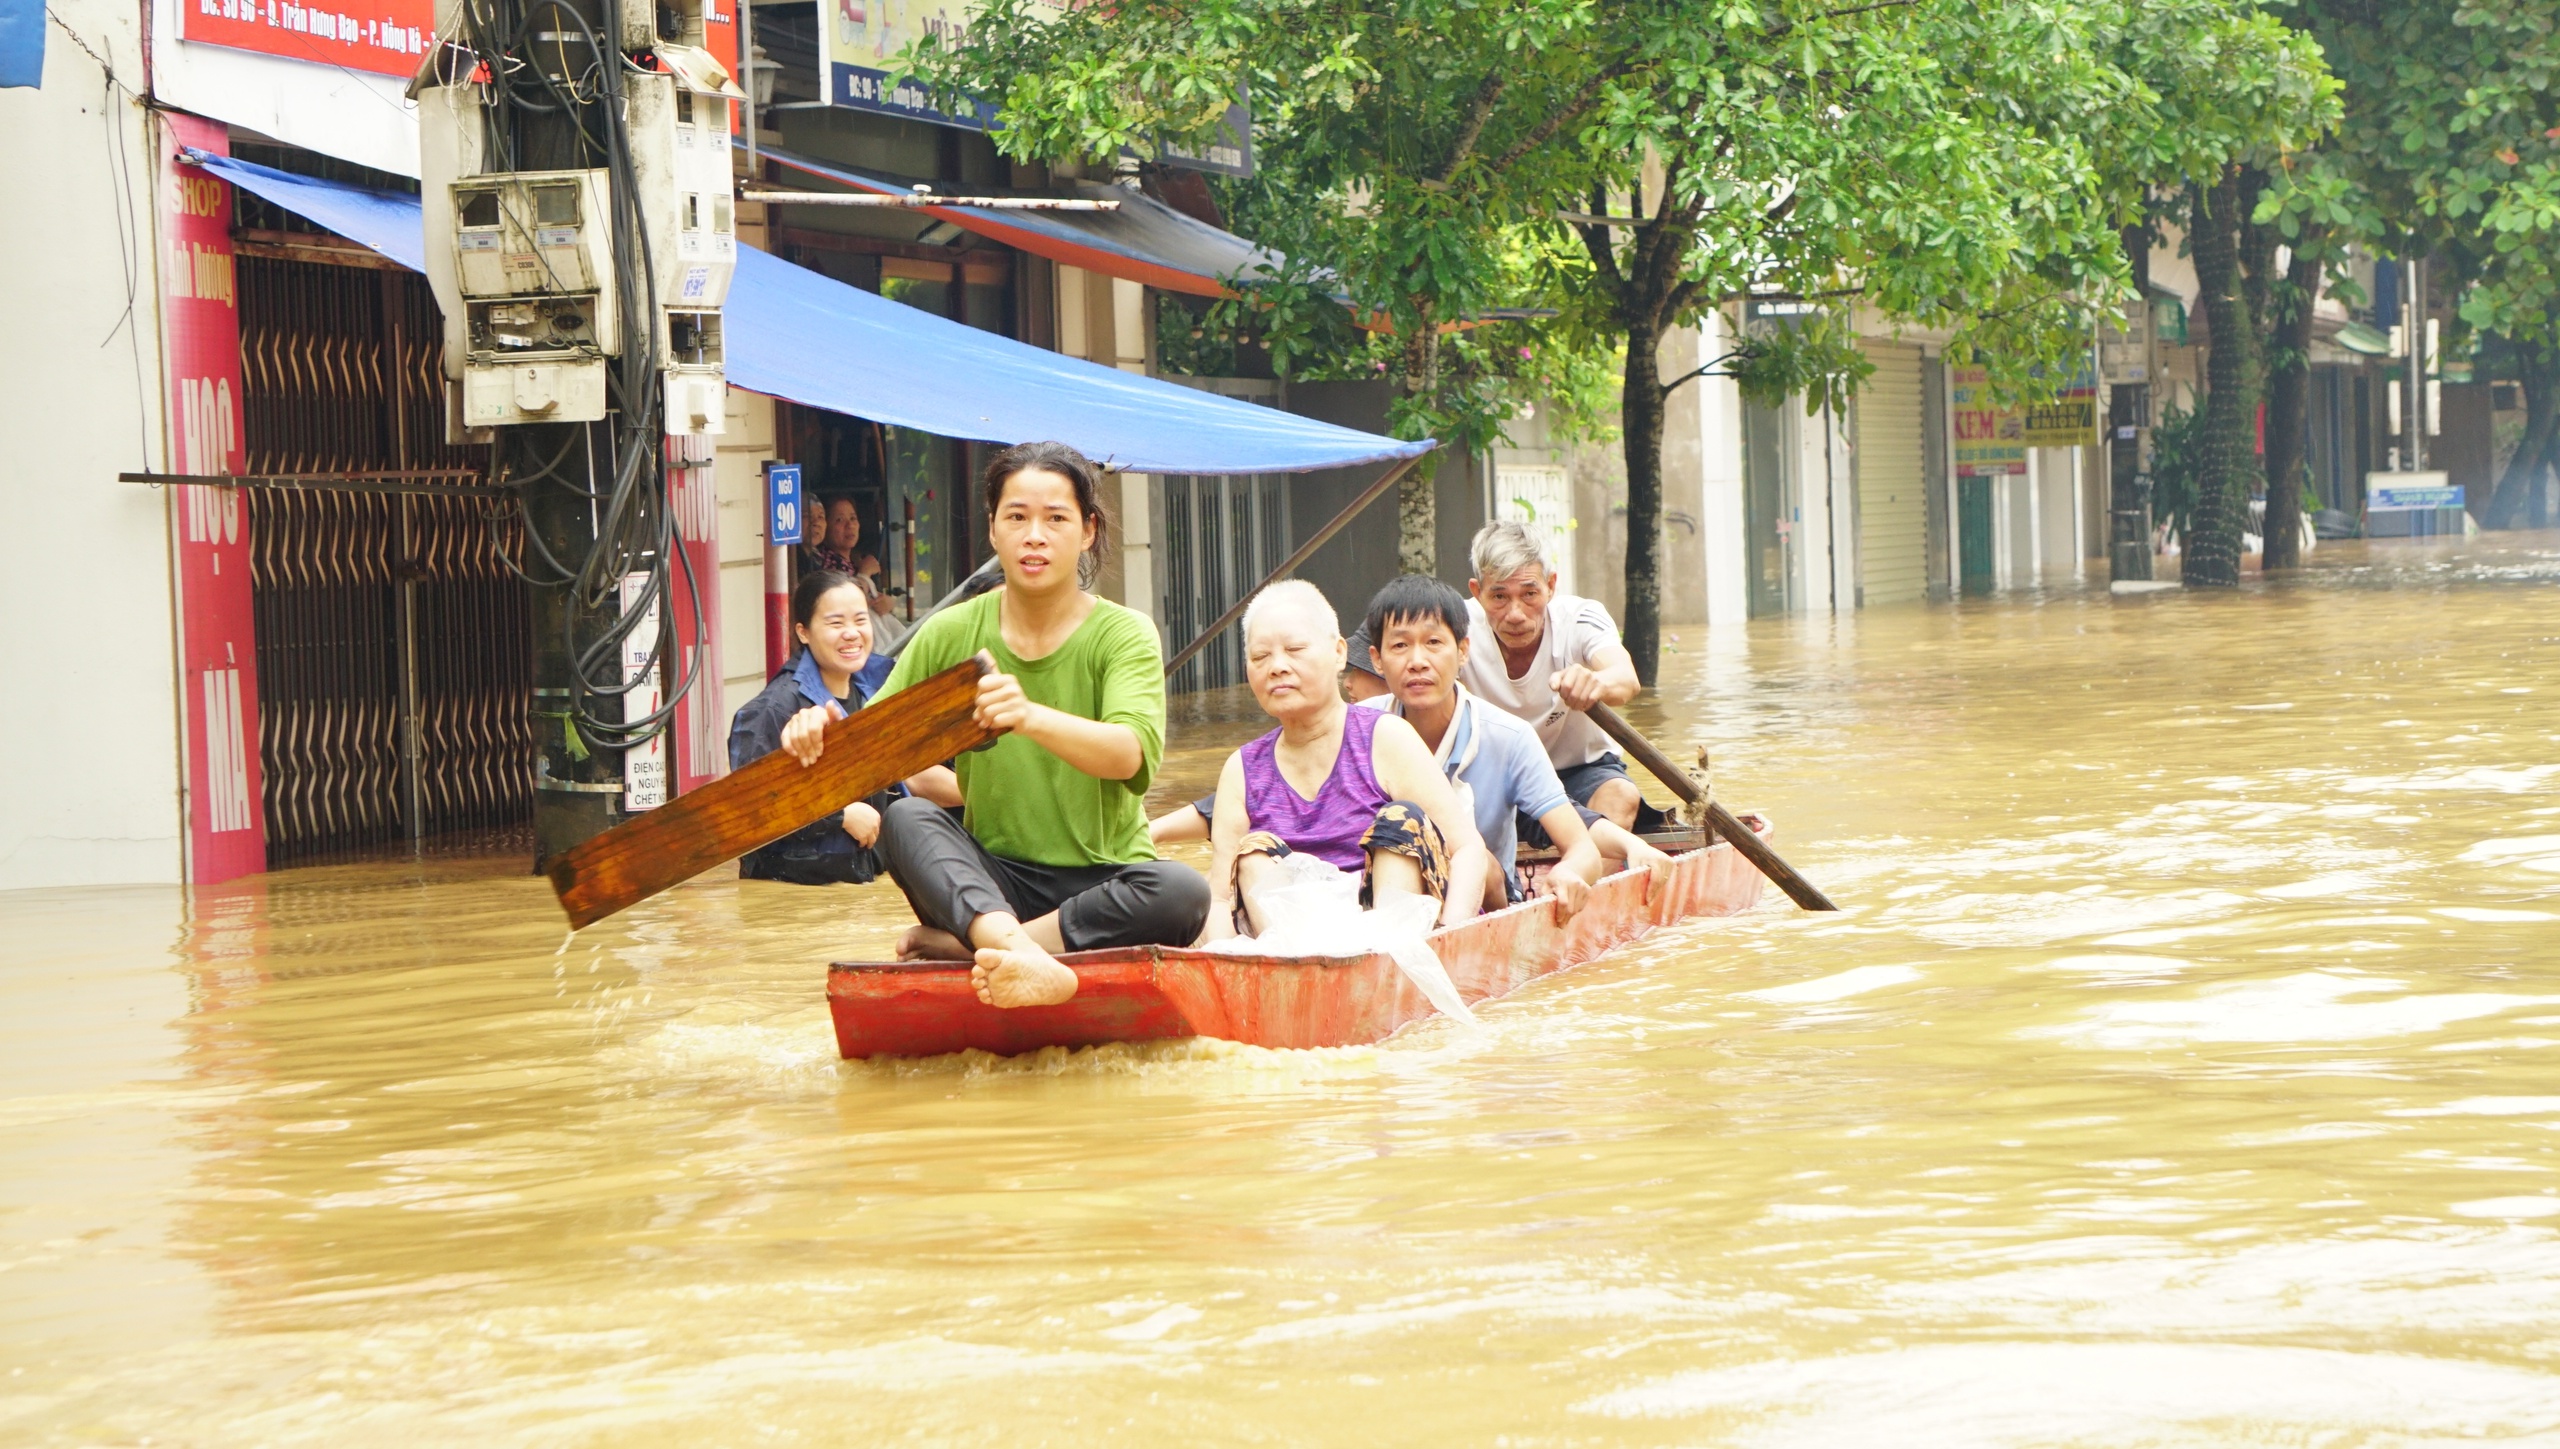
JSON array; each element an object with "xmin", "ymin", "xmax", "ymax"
[
  {"xmin": 668, "ymin": 433, "xmax": 725, "ymax": 795},
  {"xmin": 182, "ymin": 0, "xmax": 726, "ymax": 83},
  {"xmin": 181, "ymin": 0, "xmax": 435, "ymax": 77},
  {"xmin": 160, "ymin": 114, "xmax": 269, "ymax": 884}
]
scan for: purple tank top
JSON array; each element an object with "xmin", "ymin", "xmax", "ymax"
[{"xmin": 1240, "ymin": 705, "xmax": 1392, "ymax": 872}]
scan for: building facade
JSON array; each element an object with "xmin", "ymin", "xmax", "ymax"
[{"xmin": 0, "ymin": 0, "xmax": 1454, "ymax": 888}]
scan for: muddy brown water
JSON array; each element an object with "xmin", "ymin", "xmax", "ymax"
[{"xmin": 4, "ymin": 534, "xmax": 2557, "ymax": 1445}]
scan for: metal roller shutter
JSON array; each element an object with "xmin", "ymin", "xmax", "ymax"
[{"xmin": 1856, "ymin": 342, "xmax": 1929, "ymax": 606}]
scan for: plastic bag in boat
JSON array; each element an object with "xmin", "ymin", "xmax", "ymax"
[{"xmin": 1202, "ymin": 852, "xmax": 1479, "ymax": 1028}]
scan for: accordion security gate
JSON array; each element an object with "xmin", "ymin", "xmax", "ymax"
[
  {"xmin": 237, "ymin": 255, "xmax": 534, "ymax": 865},
  {"xmin": 1159, "ymin": 474, "xmax": 1290, "ymax": 693}
]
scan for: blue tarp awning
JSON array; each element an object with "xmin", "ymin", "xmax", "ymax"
[
  {"xmin": 192, "ymin": 153, "xmax": 1433, "ymax": 476},
  {"xmin": 0, "ymin": 0, "xmax": 43, "ymax": 90}
]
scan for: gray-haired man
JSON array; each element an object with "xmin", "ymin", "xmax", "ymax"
[{"xmin": 1347, "ymin": 520, "xmax": 1653, "ymax": 840}]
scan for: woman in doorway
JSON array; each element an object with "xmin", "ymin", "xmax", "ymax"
[
  {"xmin": 783, "ymin": 441, "xmax": 1209, "ymax": 1008},
  {"xmin": 804, "ymin": 496, "xmax": 861, "ymax": 576},
  {"xmin": 732, "ymin": 569, "xmax": 952, "ymax": 885},
  {"xmin": 804, "ymin": 494, "xmax": 904, "ymax": 648}
]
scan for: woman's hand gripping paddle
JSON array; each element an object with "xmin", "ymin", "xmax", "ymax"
[
  {"xmin": 1583, "ymin": 702, "xmax": 1839, "ymax": 912},
  {"xmin": 544, "ymin": 653, "xmax": 998, "ymax": 930}
]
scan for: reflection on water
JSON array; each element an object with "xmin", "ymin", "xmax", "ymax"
[{"xmin": 4, "ymin": 534, "xmax": 2557, "ymax": 1445}]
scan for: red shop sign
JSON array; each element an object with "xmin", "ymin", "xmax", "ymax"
[
  {"xmin": 181, "ymin": 0, "xmax": 435, "ymax": 78},
  {"xmin": 159, "ymin": 114, "xmax": 269, "ymax": 884}
]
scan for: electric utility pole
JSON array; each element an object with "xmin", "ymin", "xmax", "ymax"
[{"xmin": 416, "ymin": 0, "xmax": 741, "ymax": 866}]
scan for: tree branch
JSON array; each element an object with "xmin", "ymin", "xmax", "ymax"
[
  {"xmin": 1579, "ymin": 184, "xmax": 1630, "ymax": 312},
  {"xmin": 1660, "ymin": 350, "xmax": 1756, "ymax": 396},
  {"xmin": 1716, "ymin": 286, "xmax": 1867, "ymax": 304},
  {"xmin": 1816, "ymin": 0, "xmax": 1919, "ymax": 20},
  {"xmin": 1486, "ymin": 57, "xmax": 1639, "ymax": 177},
  {"xmin": 1432, "ymin": 73, "xmax": 1508, "ymax": 186}
]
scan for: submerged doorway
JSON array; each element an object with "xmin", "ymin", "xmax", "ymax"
[{"xmin": 1958, "ymin": 477, "xmax": 1996, "ymax": 594}]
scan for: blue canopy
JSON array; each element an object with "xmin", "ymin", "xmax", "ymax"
[
  {"xmin": 192, "ymin": 153, "xmax": 1433, "ymax": 475},
  {"xmin": 0, "ymin": 0, "xmax": 42, "ymax": 90}
]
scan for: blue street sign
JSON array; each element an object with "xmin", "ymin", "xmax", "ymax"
[{"xmin": 766, "ymin": 463, "xmax": 804, "ymax": 545}]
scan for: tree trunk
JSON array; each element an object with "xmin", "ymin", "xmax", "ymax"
[
  {"xmin": 1620, "ymin": 315, "xmax": 1666, "ymax": 684},
  {"xmin": 1399, "ymin": 324, "xmax": 1440, "ymax": 574},
  {"xmin": 2186, "ymin": 173, "xmax": 2258, "ymax": 588},
  {"xmin": 1398, "ymin": 452, "xmax": 1440, "ymax": 575},
  {"xmin": 2485, "ymin": 339, "xmax": 2560, "ymax": 529},
  {"xmin": 2260, "ymin": 229, "xmax": 2324, "ymax": 569}
]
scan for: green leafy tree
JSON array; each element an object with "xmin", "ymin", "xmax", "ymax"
[
  {"xmin": 2091, "ymin": 1, "xmax": 2337, "ymax": 585},
  {"xmin": 2283, "ymin": 0, "xmax": 2560, "ymax": 530},
  {"xmin": 1543, "ymin": 0, "xmax": 2142, "ymax": 675},
  {"xmin": 915, "ymin": 0, "xmax": 2332, "ymax": 631},
  {"xmin": 905, "ymin": 0, "xmax": 1617, "ymax": 573}
]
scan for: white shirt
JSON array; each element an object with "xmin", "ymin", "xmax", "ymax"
[{"xmin": 1458, "ymin": 593, "xmax": 1622, "ymax": 768}]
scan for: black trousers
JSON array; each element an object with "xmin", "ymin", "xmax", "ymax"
[{"xmin": 876, "ymin": 796, "xmax": 1212, "ymax": 952}]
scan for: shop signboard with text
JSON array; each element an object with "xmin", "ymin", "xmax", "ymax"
[
  {"xmin": 2020, "ymin": 361, "xmax": 2099, "ymax": 448},
  {"xmin": 1951, "ymin": 366, "xmax": 2026, "ymax": 477},
  {"xmin": 821, "ymin": 0, "xmax": 1005, "ymax": 128},
  {"xmin": 817, "ymin": 0, "xmax": 1245, "ymax": 164},
  {"xmin": 180, "ymin": 0, "xmax": 436, "ymax": 76},
  {"xmin": 159, "ymin": 115, "xmax": 268, "ymax": 883},
  {"xmin": 181, "ymin": 0, "xmax": 733, "ymax": 89},
  {"xmin": 670, "ymin": 435, "xmax": 725, "ymax": 794}
]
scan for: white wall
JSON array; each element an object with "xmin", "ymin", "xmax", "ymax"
[
  {"xmin": 1679, "ymin": 314, "xmax": 1751, "ymax": 628},
  {"xmin": 1790, "ymin": 397, "xmax": 1856, "ymax": 613},
  {"xmin": 715, "ymin": 389, "xmax": 779, "ymax": 728},
  {"xmin": 1053, "ymin": 266, "xmax": 1157, "ymax": 618},
  {"xmin": 0, "ymin": 0, "xmax": 185, "ymax": 887},
  {"xmin": 2038, "ymin": 447, "xmax": 2083, "ymax": 579}
]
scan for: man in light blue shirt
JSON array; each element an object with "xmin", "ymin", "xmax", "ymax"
[{"xmin": 1354, "ymin": 575, "xmax": 1672, "ymax": 914}]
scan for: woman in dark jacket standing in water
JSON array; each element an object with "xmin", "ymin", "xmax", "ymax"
[{"xmin": 728, "ymin": 568, "xmax": 950, "ymax": 884}]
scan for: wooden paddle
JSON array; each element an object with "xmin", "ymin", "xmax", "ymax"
[
  {"xmin": 1584, "ymin": 702, "xmax": 1839, "ymax": 912},
  {"xmin": 545, "ymin": 652, "xmax": 999, "ymax": 929}
]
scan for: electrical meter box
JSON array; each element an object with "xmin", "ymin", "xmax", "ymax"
[
  {"xmin": 626, "ymin": 70, "xmax": 739, "ymax": 312},
  {"xmin": 417, "ymin": 57, "xmax": 739, "ymax": 433},
  {"xmin": 662, "ymin": 310, "xmax": 726, "ymax": 434},
  {"xmin": 464, "ymin": 359, "xmax": 610, "ymax": 429},
  {"xmin": 450, "ymin": 171, "xmax": 616, "ymax": 304},
  {"xmin": 621, "ymin": 0, "xmax": 710, "ymax": 56},
  {"xmin": 443, "ymin": 170, "xmax": 619, "ymax": 427},
  {"xmin": 419, "ymin": 85, "xmax": 619, "ymax": 427},
  {"xmin": 628, "ymin": 65, "xmax": 741, "ymax": 433}
]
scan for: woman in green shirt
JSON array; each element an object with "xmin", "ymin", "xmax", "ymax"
[{"xmin": 793, "ymin": 440, "xmax": 1208, "ymax": 1008}]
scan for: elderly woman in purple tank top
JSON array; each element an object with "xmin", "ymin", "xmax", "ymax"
[{"xmin": 1197, "ymin": 580, "xmax": 1493, "ymax": 943}]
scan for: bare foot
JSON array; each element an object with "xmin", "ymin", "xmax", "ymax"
[
  {"xmin": 970, "ymin": 946, "xmax": 1079, "ymax": 1007},
  {"xmin": 896, "ymin": 924, "xmax": 971, "ymax": 961}
]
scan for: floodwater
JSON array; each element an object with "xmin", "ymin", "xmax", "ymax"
[{"xmin": 5, "ymin": 535, "xmax": 2559, "ymax": 1447}]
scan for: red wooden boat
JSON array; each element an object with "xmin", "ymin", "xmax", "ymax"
[{"xmin": 826, "ymin": 815, "xmax": 1774, "ymax": 1059}]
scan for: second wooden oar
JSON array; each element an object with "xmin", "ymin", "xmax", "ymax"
[
  {"xmin": 1584, "ymin": 702, "xmax": 1839, "ymax": 912},
  {"xmin": 546, "ymin": 653, "xmax": 998, "ymax": 929}
]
